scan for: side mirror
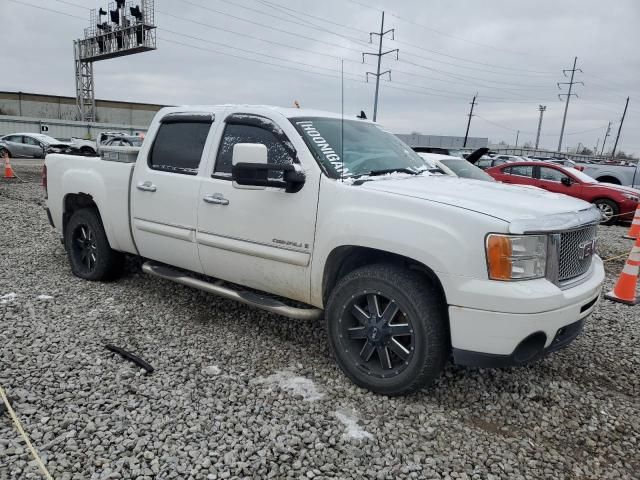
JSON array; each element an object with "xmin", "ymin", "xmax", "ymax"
[
  {"xmin": 231, "ymin": 143, "xmax": 305, "ymax": 193},
  {"xmin": 561, "ymin": 176, "xmax": 572, "ymax": 186},
  {"xmin": 232, "ymin": 143, "xmax": 268, "ymax": 190}
]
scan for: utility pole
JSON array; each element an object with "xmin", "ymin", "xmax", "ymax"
[
  {"xmin": 535, "ymin": 105, "xmax": 546, "ymax": 149},
  {"xmin": 463, "ymin": 94, "xmax": 477, "ymax": 148},
  {"xmin": 600, "ymin": 121, "xmax": 612, "ymax": 156},
  {"xmin": 594, "ymin": 137, "xmax": 600, "ymax": 155},
  {"xmin": 363, "ymin": 11, "xmax": 398, "ymax": 122},
  {"xmin": 515, "ymin": 130, "xmax": 520, "ymax": 147},
  {"xmin": 611, "ymin": 96, "xmax": 630, "ymax": 159},
  {"xmin": 557, "ymin": 56, "xmax": 583, "ymax": 153}
]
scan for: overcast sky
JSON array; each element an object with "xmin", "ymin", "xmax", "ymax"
[{"xmin": 2, "ymin": 0, "xmax": 639, "ymax": 154}]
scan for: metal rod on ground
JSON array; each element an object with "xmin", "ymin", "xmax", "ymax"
[
  {"xmin": 611, "ymin": 96, "xmax": 630, "ymax": 159},
  {"xmin": 463, "ymin": 94, "xmax": 477, "ymax": 148},
  {"xmin": 363, "ymin": 11, "xmax": 398, "ymax": 122},
  {"xmin": 535, "ymin": 105, "xmax": 546, "ymax": 149}
]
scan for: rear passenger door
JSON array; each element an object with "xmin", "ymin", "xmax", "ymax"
[
  {"xmin": 131, "ymin": 113, "xmax": 216, "ymax": 274},
  {"xmin": 500, "ymin": 165, "xmax": 536, "ymax": 187},
  {"xmin": 22, "ymin": 136, "xmax": 45, "ymax": 158}
]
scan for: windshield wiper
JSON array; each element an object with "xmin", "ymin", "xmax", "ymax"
[{"xmin": 350, "ymin": 167, "xmax": 427, "ymax": 185}]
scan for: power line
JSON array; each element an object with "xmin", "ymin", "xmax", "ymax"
[
  {"xmin": 176, "ymin": 0, "xmax": 370, "ymax": 54},
  {"xmin": 257, "ymin": 0, "xmax": 556, "ymax": 77},
  {"xmin": 8, "ymin": 0, "xmax": 85, "ymax": 20},
  {"xmin": 211, "ymin": 0, "xmax": 374, "ymax": 51}
]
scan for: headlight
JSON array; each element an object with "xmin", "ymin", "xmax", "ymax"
[
  {"xmin": 623, "ymin": 193, "xmax": 640, "ymax": 202},
  {"xmin": 486, "ymin": 234, "xmax": 547, "ymax": 280}
]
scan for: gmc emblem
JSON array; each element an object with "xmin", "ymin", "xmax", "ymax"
[{"xmin": 579, "ymin": 239, "xmax": 596, "ymax": 260}]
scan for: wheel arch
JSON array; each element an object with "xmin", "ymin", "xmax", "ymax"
[
  {"xmin": 62, "ymin": 192, "xmax": 101, "ymax": 236},
  {"xmin": 322, "ymin": 245, "xmax": 448, "ymax": 309},
  {"xmin": 595, "ymin": 175, "xmax": 622, "ymax": 185}
]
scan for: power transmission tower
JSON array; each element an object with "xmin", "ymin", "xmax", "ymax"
[
  {"xmin": 611, "ymin": 96, "xmax": 630, "ymax": 158},
  {"xmin": 535, "ymin": 105, "xmax": 546, "ymax": 149},
  {"xmin": 363, "ymin": 11, "xmax": 398, "ymax": 122},
  {"xmin": 600, "ymin": 121, "xmax": 612, "ymax": 156},
  {"xmin": 557, "ymin": 56, "xmax": 583, "ymax": 153},
  {"xmin": 463, "ymin": 94, "xmax": 477, "ymax": 148}
]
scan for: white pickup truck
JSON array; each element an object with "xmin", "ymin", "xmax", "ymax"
[{"xmin": 44, "ymin": 105, "xmax": 605, "ymax": 395}]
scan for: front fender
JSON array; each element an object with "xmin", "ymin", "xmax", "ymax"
[{"xmin": 310, "ymin": 178, "xmax": 507, "ymax": 307}]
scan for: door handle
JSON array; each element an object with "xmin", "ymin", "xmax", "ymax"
[
  {"xmin": 203, "ymin": 193, "xmax": 229, "ymax": 205},
  {"xmin": 136, "ymin": 181, "xmax": 157, "ymax": 192}
]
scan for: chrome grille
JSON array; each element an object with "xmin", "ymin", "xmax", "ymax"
[{"xmin": 558, "ymin": 225, "xmax": 598, "ymax": 282}]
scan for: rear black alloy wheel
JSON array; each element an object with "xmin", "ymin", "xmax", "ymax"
[
  {"xmin": 339, "ymin": 291, "xmax": 414, "ymax": 379},
  {"xmin": 64, "ymin": 208, "xmax": 124, "ymax": 281},
  {"xmin": 326, "ymin": 263, "xmax": 448, "ymax": 396},
  {"xmin": 71, "ymin": 223, "xmax": 98, "ymax": 275}
]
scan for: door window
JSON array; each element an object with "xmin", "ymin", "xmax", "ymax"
[
  {"xmin": 149, "ymin": 121, "xmax": 211, "ymax": 175},
  {"xmin": 23, "ymin": 136, "xmax": 40, "ymax": 146},
  {"xmin": 214, "ymin": 123, "xmax": 295, "ymax": 179},
  {"xmin": 539, "ymin": 167, "xmax": 568, "ymax": 183},
  {"xmin": 5, "ymin": 135, "xmax": 22, "ymax": 143},
  {"xmin": 504, "ymin": 165, "xmax": 533, "ymax": 177}
]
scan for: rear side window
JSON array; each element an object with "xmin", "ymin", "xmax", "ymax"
[
  {"xmin": 149, "ymin": 121, "xmax": 211, "ymax": 175},
  {"xmin": 505, "ymin": 165, "xmax": 533, "ymax": 177},
  {"xmin": 214, "ymin": 124, "xmax": 295, "ymax": 177}
]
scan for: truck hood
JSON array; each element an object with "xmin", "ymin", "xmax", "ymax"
[{"xmin": 358, "ymin": 175, "xmax": 598, "ymax": 229}]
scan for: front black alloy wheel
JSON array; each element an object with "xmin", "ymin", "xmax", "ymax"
[
  {"xmin": 340, "ymin": 291, "xmax": 415, "ymax": 378},
  {"xmin": 327, "ymin": 263, "xmax": 448, "ymax": 396}
]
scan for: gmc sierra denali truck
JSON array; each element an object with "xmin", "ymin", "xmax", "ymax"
[{"xmin": 44, "ymin": 105, "xmax": 605, "ymax": 395}]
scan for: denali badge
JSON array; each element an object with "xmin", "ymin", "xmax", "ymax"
[{"xmin": 578, "ymin": 239, "xmax": 596, "ymax": 260}]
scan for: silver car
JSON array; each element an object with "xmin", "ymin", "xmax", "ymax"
[{"xmin": 0, "ymin": 133, "xmax": 72, "ymax": 158}]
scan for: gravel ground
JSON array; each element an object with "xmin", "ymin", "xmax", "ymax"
[{"xmin": 1, "ymin": 164, "xmax": 639, "ymax": 480}]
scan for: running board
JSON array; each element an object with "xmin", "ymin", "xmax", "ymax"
[{"xmin": 142, "ymin": 262, "xmax": 323, "ymax": 321}]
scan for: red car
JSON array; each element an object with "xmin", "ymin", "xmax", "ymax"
[{"xmin": 486, "ymin": 161, "xmax": 640, "ymax": 225}]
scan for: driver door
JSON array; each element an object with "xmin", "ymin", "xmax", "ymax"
[{"xmin": 196, "ymin": 113, "xmax": 320, "ymax": 303}]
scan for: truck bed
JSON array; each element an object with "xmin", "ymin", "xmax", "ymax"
[{"xmin": 45, "ymin": 154, "xmax": 138, "ymax": 255}]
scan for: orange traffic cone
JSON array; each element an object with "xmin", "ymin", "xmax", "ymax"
[
  {"xmin": 624, "ymin": 205, "xmax": 640, "ymax": 239},
  {"xmin": 3, "ymin": 152, "xmax": 15, "ymax": 179},
  {"xmin": 605, "ymin": 236, "xmax": 640, "ymax": 305}
]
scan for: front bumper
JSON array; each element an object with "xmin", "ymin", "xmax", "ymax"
[{"xmin": 448, "ymin": 255, "xmax": 604, "ymax": 367}]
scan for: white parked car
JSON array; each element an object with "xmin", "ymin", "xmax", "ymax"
[
  {"xmin": 417, "ymin": 152, "xmax": 495, "ymax": 181},
  {"xmin": 43, "ymin": 105, "xmax": 604, "ymax": 395}
]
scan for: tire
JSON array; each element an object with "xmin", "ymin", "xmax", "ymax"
[
  {"xmin": 593, "ymin": 199, "xmax": 618, "ymax": 225},
  {"xmin": 64, "ymin": 208, "xmax": 124, "ymax": 281},
  {"xmin": 326, "ymin": 263, "xmax": 448, "ymax": 396},
  {"xmin": 80, "ymin": 146, "xmax": 95, "ymax": 156}
]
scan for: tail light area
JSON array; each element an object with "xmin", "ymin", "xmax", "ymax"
[{"xmin": 42, "ymin": 163, "xmax": 48, "ymax": 198}]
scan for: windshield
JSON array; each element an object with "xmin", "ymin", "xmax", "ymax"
[
  {"xmin": 439, "ymin": 159, "xmax": 494, "ymax": 181},
  {"xmin": 291, "ymin": 117, "xmax": 429, "ymax": 178},
  {"xmin": 566, "ymin": 167, "xmax": 597, "ymax": 183}
]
